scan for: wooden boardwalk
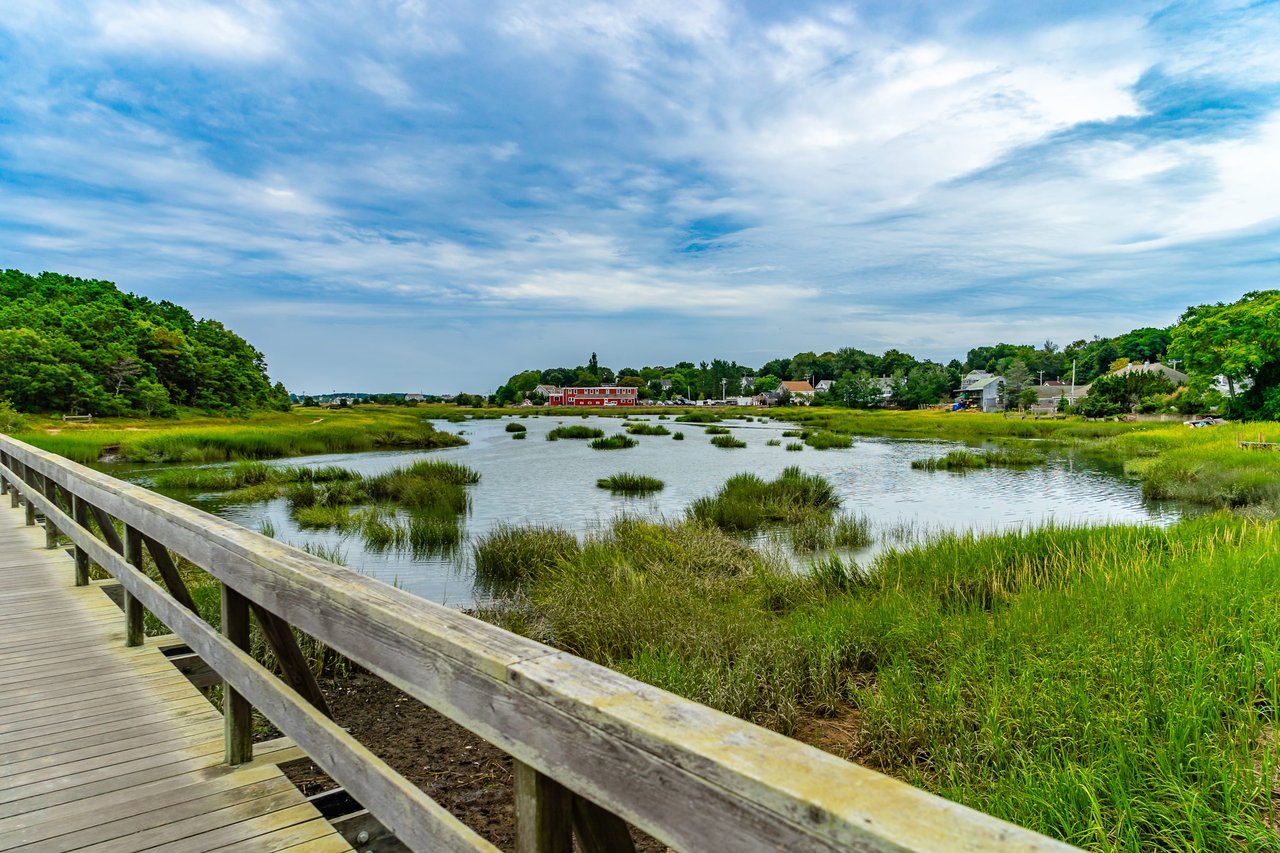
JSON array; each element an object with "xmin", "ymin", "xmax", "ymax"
[{"xmin": 0, "ymin": 503, "xmax": 352, "ymax": 852}]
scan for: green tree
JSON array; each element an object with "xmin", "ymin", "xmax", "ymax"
[
  {"xmin": 832, "ymin": 370, "xmax": 882, "ymax": 409},
  {"xmin": 1169, "ymin": 290, "xmax": 1280, "ymax": 419},
  {"xmin": 1000, "ymin": 360, "xmax": 1032, "ymax": 411}
]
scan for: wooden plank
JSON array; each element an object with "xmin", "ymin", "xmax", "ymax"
[
  {"xmin": 143, "ymin": 531, "xmax": 200, "ymax": 613},
  {"xmin": 572, "ymin": 793, "xmax": 637, "ymax": 853},
  {"xmin": 21, "ymin": 776, "xmax": 299, "ymax": 851},
  {"xmin": 0, "ymin": 694, "xmax": 214, "ymax": 746},
  {"xmin": 515, "ymin": 760, "xmax": 573, "ymax": 853},
  {"xmin": 0, "ymin": 762, "xmax": 282, "ymax": 848},
  {"xmin": 0, "ymin": 717, "xmax": 225, "ymax": 779},
  {"xmin": 215, "ymin": 818, "xmax": 354, "ymax": 853},
  {"xmin": 223, "ymin": 582, "xmax": 254, "ymax": 766},
  {"xmin": 72, "ymin": 493, "xmax": 90, "ymax": 585},
  {"xmin": 124, "ymin": 525, "xmax": 146, "ymax": 647},
  {"xmin": 251, "ymin": 601, "xmax": 331, "ymax": 717}
]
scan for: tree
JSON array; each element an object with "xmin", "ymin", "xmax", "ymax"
[
  {"xmin": 753, "ymin": 374, "xmax": 781, "ymax": 393},
  {"xmin": 132, "ymin": 377, "xmax": 173, "ymax": 417},
  {"xmin": 588, "ymin": 352, "xmax": 599, "ymax": 377},
  {"xmin": 1018, "ymin": 388, "xmax": 1039, "ymax": 411},
  {"xmin": 1169, "ymin": 290, "xmax": 1280, "ymax": 420},
  {"xmin": 1001, "ymin": 360, "xmax": 1031, "ymax": 411},
  {"xmin": 1083, "ymin": 371, "xmax": 1175, "ymax": 414},
  {"xmin": 896, "ymin": 363, "xmax": 950, "ymax": 408},
  {"xmin": 832, "ymin": 370, "xmax": 882, "ymax": 409}
]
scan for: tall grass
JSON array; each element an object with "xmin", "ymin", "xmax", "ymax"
[
  {"xmin": 911, "ymin": 447, "xmax": 1047, "ymax": 471},
  {"xmin": 804, "ymin": 431, "xmax": 853, "ymax": 450},
  {"xmin": 675, "ymin": 412, "xmax": 722, "ymax": 423},
  {"xmin": 481, "ymin": 514, "xmax": 1280, "ymax": 849},
  {"xmin": 597, "ymin": 473, "xmax": 665, "ymax": 493},
  {"xmin": 625, "ymin": 423, "xmax": 670, "ymax": 436},
  {"xmin": 590, "ymin": 434, "xmax": 637, "ymax": 450},
  {"xmin": 473, "ymin": 523, "xmax": 581, "ymax": 587},
  {"xmin": 688, "ymin": 467, "xmax": 839, "ymax": 532},
  {"xmin": 704, "ymin": 425, "xmax": 731, "ymax": 435},
  {"xmin": 547, "ymin": 425, "xmax": 605, "ymax": 441},
  {"xmin": 710, "ymin": 435, "xmax": 747, "ymax": 448}
]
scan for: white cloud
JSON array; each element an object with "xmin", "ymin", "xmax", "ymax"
[{"xmin": 91, "ymin": 1, "xmax": 283, "ymax": 62}]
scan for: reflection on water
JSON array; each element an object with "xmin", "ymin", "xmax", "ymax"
[{"xmin": 109, "ymin": 415, "xmax": 1184, "ymax": 608}]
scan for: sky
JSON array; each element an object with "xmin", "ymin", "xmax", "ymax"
[{"xmin": 1, "ymin": 1, "xmax": 1278, "ymax": 394}]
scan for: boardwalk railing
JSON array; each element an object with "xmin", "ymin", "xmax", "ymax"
[{"xmin": 0, "ymin": 434, "xmax": 1074, "ymax": 852}]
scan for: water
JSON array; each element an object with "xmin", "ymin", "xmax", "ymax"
[{"xmin": 111, "ymin": 415, "xmax": 1184, "ymax": 607}]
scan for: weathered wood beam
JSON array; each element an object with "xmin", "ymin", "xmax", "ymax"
[
  {"xmin": 572, "ymin": 793, "xmax": 637, "ymax": 853},
  {"xmin": 141, "ymin": 534, "xmax": 199, "ymax": 614},
  {"xmin": 515, "ymin": 760, "xmax": 573, "ymax": 853},
  {"xmin": 123, "ymin": 526, "xmax": 145, "ymax": 648},
  {"xmin": 249, "ymin": 603, "xmax": 331, "ymax": 718},
  {"xmin": 221, "ymin": 582, "xmax": 253, "ymax": 766}
]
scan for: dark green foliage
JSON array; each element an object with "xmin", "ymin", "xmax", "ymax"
[
  {"xmin": 675, "ymin": 412, "xmax": 722, "ymax": 423},
  {"xmin": 672, "ymin": 431, "xmax": 685, "ymax": 440},
  {"xmin": 597, "ymin": 473, "xmax": 665, "ymax": 493},
  {"xmin": 547, "ymin": 425, "xmax": 606, "ymax": 441},
  {"xmin": 512, "ymin": 431, "xmax": 527, "ymax": 439},
  {"xmin": 505, "ymin": 422, "xmax": 527, "ymax": 433},
  {"xmin": 710, "ymin": 435, "xmax": 747, "ymax": 448},
  {"xmin": 0, "ymin": 269, "xmax": 290, "ymax": 414},
  {"xmin": 590, "ymin": 434, "xmax": 637, "ymax": 449},
  {"xmin": 785, "ymin": 442, "xmax": 803, "ymax": 451},
  {"xmin": 704, "ymin": 425, "xmax": 730, "ymax": 434},
  {"xmin": 911, "ymin": 447, "xmax": 1046, "ymax": 471}
]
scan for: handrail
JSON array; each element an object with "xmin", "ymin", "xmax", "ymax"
[{"xmin": 0, "ymin": 434, "xmax": 1077, "ymax": 852}]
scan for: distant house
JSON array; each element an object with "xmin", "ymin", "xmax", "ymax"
[
  {"xmin": 1028, "ymin": 380, "xmax": 1079, "ymax": 413},
  {"xmin": 873, "ymin": 377, "xmax": 896, "ymax": 403},
  {"xmin": 741, "ymin": 375, "xmax": 757, "ymax": 391},
  {"xmin": 532, "ymin": 384, "xmax": 559, "ymax": 398},
  {"xmin": 1111, "ymin": 361, "xmax": 1189, "ymax": 386},
  {"xmin": 547, "ymin": 385, "xmax": 638, "ymax": 407},
  {"xmin": 658, "ymin": 379, "xmax": 674, "ymax": 391},
  {"xmin": 779, "ymin": 380, "xmax": 815, "ymax": 404},
  {"xmin": 404, "ymin": 393, "xmax": 425, "ymax": 402},
  {"xmin": 754, "ymin": 391, "xmax": 783, "ymax": 407},
  {"xmin": 955, "ymin": 371, "xmax": 1004, "ymax": 413},
  {"xmin": 814, "ymin": 379, "xmax": 834, "ymax": 394}
]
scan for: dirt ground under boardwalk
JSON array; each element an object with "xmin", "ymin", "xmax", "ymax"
[{"xmin": 278, "ymin": 671, "xmax": 670, "ymax": 852}]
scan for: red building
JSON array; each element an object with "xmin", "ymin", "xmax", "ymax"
[{"xmin": 547, "ymin": 385, "xmax": 638, "ymax": 407}]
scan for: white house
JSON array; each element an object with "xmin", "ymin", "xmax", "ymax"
[
  {"xmin": 956, "ymin": 371, "xmax": 1004, "ymax": 413},
  {"xmin": 814, "ymin": 379, "xmax": 834, "ymax": 394}
]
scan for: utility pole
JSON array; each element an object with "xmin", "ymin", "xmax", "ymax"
[
  {"xmin": 1038, "ymin": 370, "xmax": 1045, "ymax": 386},
  {"xmin": 1168, "ymin": 358, "xmax": 1180, "ymax": 372},
  {"xmin": 721, "ymin": 377, "xmax": 727, "ymax": 402},
  {"xmin": 1070, "ymin": 360, "xmax": 1076, "ymax": 402}
]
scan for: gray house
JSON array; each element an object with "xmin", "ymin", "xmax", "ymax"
[{"xmin": 956, "ymin": 371, "xmax": 1004, "ymax": 413}]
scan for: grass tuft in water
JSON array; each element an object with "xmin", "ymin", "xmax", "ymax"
[
  {"xmin": 505, "ymin": 422, "xmax": 527, "ymax": 433},
  {"xmin": 597, "ymin": 473, "xmax": 665, "ymax": 494},
  {"xmin": 474, "ymin": 523, "xmax": 582, "ymax": 587},
  {"xmin": 710, "ymin": 435, "xmax": 747, "ymax": 449},
  {"xmin": 625, "ymin": 422, "xmax": 671, "ymax": 436},
  {"xmin": 547, "ymin": 425, "xmax": 606, "ymax": 441},
  {"xmin": 590, "ymin": 434, "xmax": 638, "ymax": 450}
]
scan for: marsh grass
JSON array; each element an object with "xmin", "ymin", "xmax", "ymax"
[
  {"xmin": 704, "ymin": 425, "xmax": 731, "ymax": 435},
  {"xmin": 710, "ymin": 435, "xmax": 747, "ymax": 449},
  {"xmin": 804, "ymin": 431, "xmax": 853, "ymax": 450},
  {"xmin": 675, "ymin": 412, "xmax": 722, "ymax": 423},
  {"xmin": 547, "ymin": 425, "xmax": 606, "ymax": 441},
  {"xmin": 590, "ymin": 434, "xmax": 638, "ymax": 450},
  {"xmin": 597, "ymin": 473, "xmax": 665, "ymax": 494},
  {"xmin": 688, "ymin": 467, "xmax": 838, "ymax": 533},
  {"xmin": 512, "ymin": 432, "xmax": 527, "ymax": 440},
  {"xmin": 625, "ymin": 422, "xmax": 671, "ymax": 436},
  {"xmin": 672, "ymin": 432, "xmax": 685, "ymax": 440},
  {"xmin": 505, "ymin": 422, "xmax": 527, "ymax": 433},
  {"xmin": 912, "ymin": 447, "xmax": 1048, "ymax": 471},
  {"xmin": 785, "ymin": 442, "xmax": 803, "ymax": 451},
  {"xmin": 482, "ymin": 514, "xmax": 1280, "ymax": 849},
  {"xmin": 474, "ymin": 523, "xmax": 581, "ymax": 587},
  {"xmin": 766, "ymin": 438, "xmax": 781, "ymax": 446}
]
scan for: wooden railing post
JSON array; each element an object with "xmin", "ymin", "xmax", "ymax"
[
  {"xmin": 23, "ymin": 465, "xmax": 35, "ymax": 527},
  {"xmin": 71, "ymin": 494, "xmax": 90, "ymax": 586},
  {"xmin": 123, "ymin": 525, "xmax": 145, "ymax": 647},
  {"xmin": 514, "ymin": 760, "xmax": 573, "ymax": 853},
  {"xmin": 221, "ymin": 582, "xmax": 253, "ymax": 765},
  {"xmin": 41, "ymin": 474, "xmax": 60, "ymax": 549}
]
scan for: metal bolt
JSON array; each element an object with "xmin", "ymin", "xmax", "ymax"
[{"xmin": 355, "ymin": 831, "xmax": 370, "ymax": 844}]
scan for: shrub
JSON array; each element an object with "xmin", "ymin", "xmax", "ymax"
[
  {"xmin": 505, "ymin": 422, "xmax": 527, "ymax": 433},
  {"xmin": 673, "ymin": 432, "xmax": 685, "ymax": 440},
  {"xmin": 626, "ymin": 422, "xmax": 671, "ymax": 436}
]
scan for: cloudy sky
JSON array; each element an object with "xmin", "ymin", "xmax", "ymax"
[{"xmin": 2, "ymin": 1, "xmax": 1278, "ymax": 393}]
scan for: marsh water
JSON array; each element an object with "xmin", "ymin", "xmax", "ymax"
[{"xmin": 111, "ymin": 414, "xmax": 1185, "ymax": 607}]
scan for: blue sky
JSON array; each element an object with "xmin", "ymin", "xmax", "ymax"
[{"xmin": 2, "ymin": 1, "xmax": 1278, "ymax": 393}]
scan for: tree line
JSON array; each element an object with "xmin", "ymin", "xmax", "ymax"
[
  {"xmin": 495, "ymin": 290, "xmax": 1279, "ymax": 420},
  {"xmin": 0, "ymin": 270, "xmax": 290, "ymax": 416}
]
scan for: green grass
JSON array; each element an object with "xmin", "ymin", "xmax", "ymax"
[
  {"xmin": 480, "ymin": 514, "xmax": 1280, "ymax": 850},
  {"xmin": 547, "ymin": 425, "xmax": 606, "ymax": 441},
  {"xmin": 672, "ymin": 432, "xmax": 685, "ymax": 440},
  {"xmin": 766, "ymin": 439, "xmax": 782, "ymax": 447},
  {"xmin": 590, "ymin": 434, "xmax": 638, "ymax": 450},
  {"xmin": 597, "ymin": 473, "xmax": 665, "ymax": 494},
  {"xmin": 505, "ymin": 422, "xmax": 527, "ymax": 433},
  {"xmin": 912, "ymin": 447, "xmax": 1048, "ymax": 471},
  {"xmin": 709, "ymin": 434, "xmax": 747, "ymax": 449},
  {"xmin": 14, "ymin": 407, "xmax": 467, "ymax": 463},
  {"xmin": 785, "ymin": 442, "xmax": 803, "ymax": 451},
  {"xmin": 675, "ymin": 412, "xmax": 722, "ymax": 423},
  {"xmin": 688, "ymin": 467, "xmax": 839, "ymax": 533},
  {"xmin": 804, "ymin": 431, "xmax": 853, "ymax": 450},
  {"xmin": 625, "ymin": 422, "xmax": 671, "ymax": 436},
  {"xmin": 512, "ymin": 431, "xmax": 526, "ymax": 440},
  {"xmin": 473, "ymin": 523, "xmax": 582, "ymax": 588},
  {"xmin": 704, "ymin": 425, "xmax": 731, "ymax": 435}
]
